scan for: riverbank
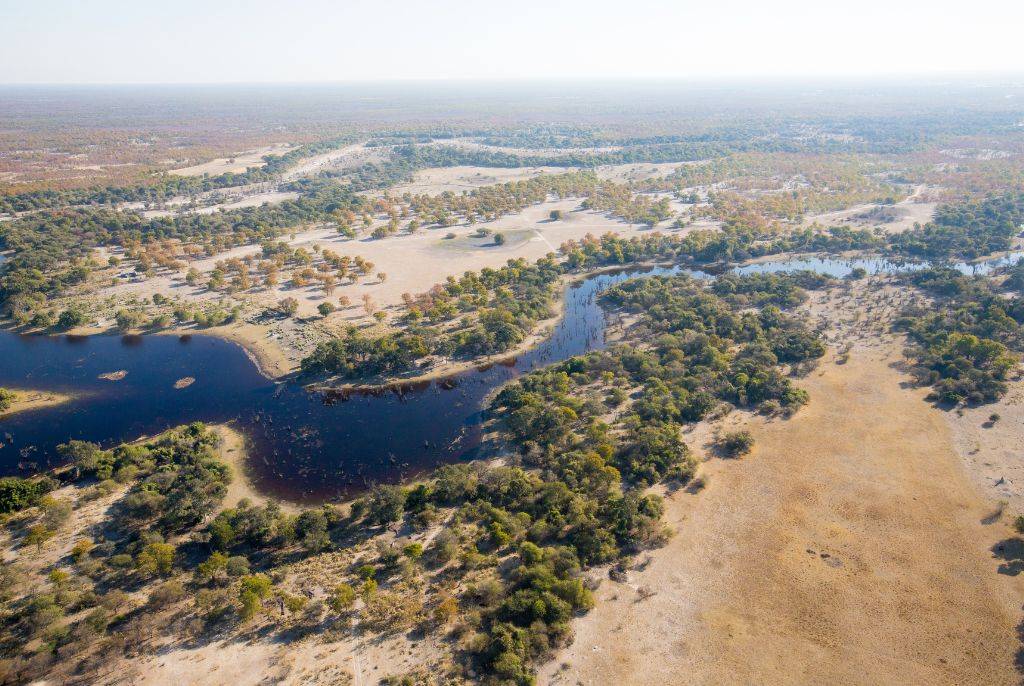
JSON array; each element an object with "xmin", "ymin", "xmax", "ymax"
[
  {"xmin": 0, "ymin": 388, "xmax": 72, "ymax": 418},
  {"xmin": 212, "ymin": 424, "xmax": 300, "ymax": 513},
  {"xmin": 305, "ymin": 262, "xmax": 681, "ymax": 393},
  {"xmin": 306, "ymin": 279, "xmax": 571, "ymax": 393},
  {"xmin": 163, "ymin": 323, "xmax": 297, "ymax": 380}
]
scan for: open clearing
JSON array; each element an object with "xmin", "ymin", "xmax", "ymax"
[
  {"xmin": 169, "ymin": 144, "xmax": 294, "ymax": 177},
  {"xmin": 91, "ymin": 197, "xmax": 670, "ymax": 320},
  {"xmin": 389, "ymin": 162, "xmax": 697, "ymax": 196},
  {"xmin": 541, "ymin": 286, "xmax": 1024, "ymax": 686},
  {"xmin": 389, "ymin": 165, "xmax": 570, "ymax": 195},
  {"xmin": 801, "ymin": 185, "xmax": 938, "ymax": 234},
  {"xmin": 282, "ymin": 142, "xmax": 383, "ymax": 180}
]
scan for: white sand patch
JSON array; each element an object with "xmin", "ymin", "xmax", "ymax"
[
  {"xmin": 389, "ymin": 165, "xmax": 566, "ymax": 195},
  {"xmin": 169, "ymin": 144, "xmax": 294, "ymax": 177},
  {"xmin": 91, "ymin": 198, "xmax": 684, "ymax": 319},
  {"xmin": 283, "ymin": 143, "xmax": 383, "ymax": 180}
]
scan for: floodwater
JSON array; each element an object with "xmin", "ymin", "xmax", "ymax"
[{"xmin": 0, "ymin": 252, "xmax": 1019, "ymax": 501}]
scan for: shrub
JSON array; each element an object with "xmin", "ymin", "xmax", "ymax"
[
  {"xmin": 328, "ymin": 583, "xmax": 357, "ymax": 612},
  {"xmin": 56, "ymin": 308, "xmax": 85, "ymax": 330},
  {"xmin": 0, "ymin": 388, "xmax": 14, "ymax": 412},
  {"xmin": 718, "ymin": 430, "xmax": 754, "ymax": 457}
]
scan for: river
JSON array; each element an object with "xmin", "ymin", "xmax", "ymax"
[{"xmin": 0, "ymin": 252, "xmax": 1019, "ymax": 502}]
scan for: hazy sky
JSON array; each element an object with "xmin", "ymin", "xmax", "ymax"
[{"xmin": 3, "ymin": 0, "xmax": 1023, "ymax": 83}]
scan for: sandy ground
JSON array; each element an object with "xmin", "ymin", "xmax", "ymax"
[
  {"xmin": 391, "ymin": 161, "xmax": 695, "ymax": 196},
  {"xmin": 185, "ymin": 323, "xmax": 298, "ymax": 378},
  {"xmin": 282, "ymin": 143, "xmax": 382, "ymax": 180},
  {"xmin": 94, "ymin": 198, "xmax": 662, "ymax": 319},
  {"xmin": 109, "ymin": 616, "xmax": 448, "ymax": 686},
  {"xmin": 390, "ymin": 165, "xmax": 568, "ymax": 195},
  {"xmin": 213, "ymin": 424, "xmax": 299, "ymax": 513},
  {"xmin": 944, "ymin": 378, "xmax": 1024, "ymax": 513},
  {"xmin": 540, "ymin": 284, "xmax": 1024, "ymax": 686},
  {"xmin": 0, "ymin": 388, "xmax": 71, "ymax": 418},
  {"xmin": 594, "ymin": 161, "xmax": 698, "ymax": 182},
  {"xmin": 169, "ymin": 145, "xmax": 294, "ymax": 177},
  {"xmin": 800, "ymin": 185, "xmax": 937, "ymax": 234}
]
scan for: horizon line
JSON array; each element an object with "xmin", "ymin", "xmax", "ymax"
[{"xmin": 3, "ymin": 71, "xmax": 1024, "ymax": 89}]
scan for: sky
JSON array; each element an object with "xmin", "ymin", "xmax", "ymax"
[{"xmin": 2, "ymin": 0, "xmax": 1024, "ymax": 84}]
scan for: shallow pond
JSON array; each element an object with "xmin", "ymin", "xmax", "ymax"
[{"xmin": 0, "ymin": 251, "xmax": 1019, "ymax": 501}]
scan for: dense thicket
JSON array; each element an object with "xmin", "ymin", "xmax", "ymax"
[
  {"xmin": 896, "ymin": 267, "xmax": 1024, "ymax": 404},
  {"xmin": 474, "ymin": 272, "xmax": 823, "ymax": 680},
  {"xmin": 889, "ymin": 192, "xmax": 1024, "ymax": 260}
]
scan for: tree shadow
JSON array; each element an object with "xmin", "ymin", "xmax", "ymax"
[{"xmin": 992, "ymin": 537, "xmax": 1024, "ymax": 576}]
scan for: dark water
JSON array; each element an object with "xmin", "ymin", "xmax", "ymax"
[
  {"xmin": 0, "ymin": 251, "xmax": 1019, "ymax": 502},
  {"xmin": 0, "ymin": 265, "xmax": 686, "ymax": 502}
]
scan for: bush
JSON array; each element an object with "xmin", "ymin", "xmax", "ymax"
[
  {"xmin": 718, "ymin": 430, "xmax": 754, "ymax": 457},
  {"xmin": 0, "ymin": 388, "xmax": 14, "ymax": 412},
  {"xmin": 56, "ymin": 308, "xmax": 85, "ymax": 330},
  {"xmin": 0, "ymin": 477, "xmax": 51, "ymax": 514},
  {"xmin": 328, "ymin": 583, "xmax": 356, "ymax": 612},
  {"xmin": 277, "ymin": 297, "xmax": 300, "ymax": 317},
  {"xmin": 362, "ymin": 485, "xmax": 405, "ymax": 526},
  {"xmin": 148, "ymin": 579, "xmax": 186, "ymax": 609}
]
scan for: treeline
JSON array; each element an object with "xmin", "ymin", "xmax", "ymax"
[
  {"xmin": 889, "ymin": 191, "xmax": 1024, "ymax": 260},
  {"xmin": 560, "ymin": 225, "xmax": 884, "ymax": 270},
  {"xmin": 389, "ymin": 142, "xmax": 726, "ymax": 170},
  {"xmin": 0, "ymin": 179, "xmax": 371, "ymax": 314},
  {"xmin": 896, "ymin": 267, "xmax": 1024, "ymax": 404}
]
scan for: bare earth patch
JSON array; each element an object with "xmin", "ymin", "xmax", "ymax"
[
  {"xmin": 801, "ymin": 185, "xmax": 938, "ymax": 234},
  {"xmin": 169, "ymin": 145, "xmax": 293, "ymax": 177}
]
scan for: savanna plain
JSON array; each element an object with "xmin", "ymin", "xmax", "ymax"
[{"xmin": 0, "ymin": 82, "xmax": 1023, "ymax": 685}]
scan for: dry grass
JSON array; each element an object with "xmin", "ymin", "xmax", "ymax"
[{"xmin": 541, "ymin": 282, "xmax": 1024, "ymax": 686}]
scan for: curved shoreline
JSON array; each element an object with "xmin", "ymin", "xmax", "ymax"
[
  {"xmin": 303, "ymin": 262, "xmax": 680, "ymax": 393},
  {"xmin": 212, "ymin": 423, "xmax": 301, "ymax": 512},
  {"xmin": 0, "ymin": 320, "xmax": 297, "ymax": 381}
]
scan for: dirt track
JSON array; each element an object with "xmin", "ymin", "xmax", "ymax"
[{"xmin": 543, "ymin": 344, "xmax": 1024, "ymax": 685}]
